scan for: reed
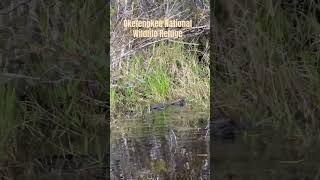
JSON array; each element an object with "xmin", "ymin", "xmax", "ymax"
[
  {"xmin": 213, "ymin": 0, "xmax": 320, "ymax": 140},
  {"xmin": 111, "ymin": 42, "xmax": 210, "ymax": 118}
]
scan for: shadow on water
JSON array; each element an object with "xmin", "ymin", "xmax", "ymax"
[
  {"xmin": 111, "ymin": 106, "xmax": 210, "ymax": 180},
  {"xmin": 213, "ymin": 126, "xmax": 320, "ymax": 180}
]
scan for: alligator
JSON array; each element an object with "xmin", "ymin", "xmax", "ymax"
[
  {"xmin": 149, "ymin": 99, "xmax": 250, "ymax": 140},
  {"xmin": 150, "ymin": 98, "xmax": 186, "ymax": 110}
]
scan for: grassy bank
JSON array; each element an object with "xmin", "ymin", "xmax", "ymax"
[
  {"xmin": 110, "ymin": 0, "xmax": 210, "ymax": 119},
  {"xmin": 213, "ymin": 0, "xmax": 320, "ymax": 140},
  {"xmin": 111, "ymin": 42, "xmax": 210, "ymax": 118}
]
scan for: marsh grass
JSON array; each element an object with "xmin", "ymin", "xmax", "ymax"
[
  {"xmin": 0, "ymin": 85, "xmax": 17, "ymax": 160},
  {"xmin": 111, "ymin": 42, "xmax": 210, "ymax": 118},
  {"xmin": 0, "ymin": 0, "xmax": 108, "ymax": 176},
  {"xmin": 213, "ymin": 0, "xmax": 320, "ymax": 140},
  {"xmin": 110, "ymin": 0, "xmax": 210, "ymax": 125}
]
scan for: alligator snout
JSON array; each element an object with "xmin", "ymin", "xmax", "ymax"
[{"xmin": 151, "ymin": 103, "xmax": 166, "ymax": 110}]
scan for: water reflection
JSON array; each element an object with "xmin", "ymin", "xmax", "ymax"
[
  {"xmin": 213, "ymin": 127, "xmax": 320, "ymax": 180},
  {"xmin": 111, "ymin": 107, "xmax": 210, "ymax": 179}
]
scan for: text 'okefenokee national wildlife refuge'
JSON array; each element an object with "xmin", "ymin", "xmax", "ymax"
[{"xmin": 124, "ymin": 19, "xmax": 193, "ymax": 38}]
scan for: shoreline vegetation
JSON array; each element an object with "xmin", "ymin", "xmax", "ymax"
[
  {"xmin": 111, "ymin": 42, "xmax": 210, "ymax": 119},
  {"xmin": 111, "ymin": 0, "xmax": 210, "ymax": 120},
  {"xmin": 213, "ymin": 0, "xmax": 320, "ymax": 141},
  {"xmin": 1, "ymin": 0, "xmax": 108, "ymax": 178}
]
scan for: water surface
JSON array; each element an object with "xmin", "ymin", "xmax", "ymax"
[{"xmin": 111, "ymin": 106, "xmax": 210, "ymax": 179}]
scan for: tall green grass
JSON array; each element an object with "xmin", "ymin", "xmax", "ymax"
[
  {"xmin": 0, "ymin": 86, "xmax": 17, "ymax": 159},
  {"xmin": 213, "ymin": 0, "xmax": 320, "ymax": 140},
  {"xmin": 0, "ymin": 0, "xmax": 108, "ymax": 175},
  {"xmin": 111, "ymin": 42, "xmax": 209, "ymax": 118}
]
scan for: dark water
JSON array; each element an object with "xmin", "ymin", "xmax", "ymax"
[
  {"xmin": 213, "ymin": 127, "xmax": 320, "ymax": 180},
  {"xmin": 110, "ymin": 106, "xmax": 210, "ymax": 180},
  {"xmin": 5, "ymin": 106, "xmax": 319, "ymax": 180}
]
